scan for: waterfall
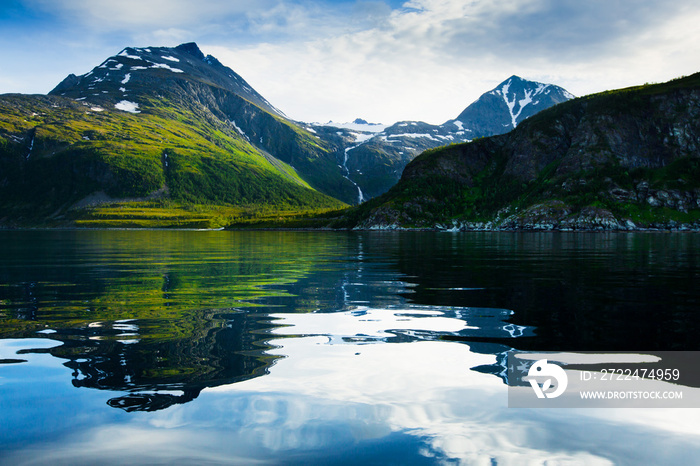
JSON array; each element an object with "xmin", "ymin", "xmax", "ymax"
[{"xmin": 342, "ymin": 146, "xmax": 364, "ymax": 204}]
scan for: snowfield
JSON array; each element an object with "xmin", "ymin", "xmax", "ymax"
[{"xmin": 317, "ymin": 121, "xmax": 388, "ymax": 133}]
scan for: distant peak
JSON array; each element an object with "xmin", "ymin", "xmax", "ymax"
[{"xmin": 175, "ymin": 42, "xmax": 205, "ymax": 60}]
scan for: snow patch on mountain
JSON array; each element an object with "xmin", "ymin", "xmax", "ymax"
[
  {"xmin": 115, "ymin": 101, "xmax": 140, "ymax": 113},
  {"xmin": 387, "ymin": 133, "xmax": 442, "ymax": 141},
  {"xmin": 150, "ymin": 63, "xmax": 184, "ymax": 73},
  {"xmin": 318, "ymin": 120, "xmax": 388, "ymax": 133},
  {"xmin": 230, "ymin": 121, "xmax": 251, "ymax": 142},
  {"xmin": 499, "ymin": 81, "xmax": 520, "ymax": 128},
  {"xmin": 350, "ymin": 132, "xmax": 375, "ymax": 144},
  {"xmin": 118, "ymin": 50, "xmax": 143, "ymax": 60},
  {"xmin": 497, "ymin": 78, "xmax": 559, "ymax": 128}
]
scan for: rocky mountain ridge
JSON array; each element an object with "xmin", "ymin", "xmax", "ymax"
[{"xmin": 51, "ymin": 43, "xmax": 286, "ymax": 118}]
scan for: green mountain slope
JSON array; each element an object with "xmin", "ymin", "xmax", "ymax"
[
  {"xmin": 338, "ymin": 73, "xmax": 700, "ymax": 230},
  {"xmin": 0, "ymin": 43, "xmax": 350, "ymax": 227}
]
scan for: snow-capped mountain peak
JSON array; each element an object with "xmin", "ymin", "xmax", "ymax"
[
  {"xmin": 50, "ymin": 42, "xmax": 286, "ymax": 117},
  {"xmin": 492, "ymin": 76, "xmax": 555, "ymax": 128},
  {"xmin": 453, "ymin": 75, "xmax": 574, "ymax": 136}
]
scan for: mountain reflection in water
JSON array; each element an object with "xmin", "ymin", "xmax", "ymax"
[
  {"xmin": 69, "ymin": 310, "xmax": 277, "ymax": 412},
  {"xmin": 0, "ymin": 231, "xmax": 539, "ymax": 412},
  {"xmin": 1, "ymin": 230, "xmax": 700, "ymax": 464}
]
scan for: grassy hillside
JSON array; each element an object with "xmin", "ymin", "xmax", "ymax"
[{"xmin": 0, "ymin": 93, "xmax": 345, "ymax": 227}]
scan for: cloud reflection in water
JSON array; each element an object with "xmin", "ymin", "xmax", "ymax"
[{"xmin": 3, "ymin": 309, "xmax": 700, "ymax": 465}]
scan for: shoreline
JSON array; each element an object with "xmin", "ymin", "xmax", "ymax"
[{"xmin": 1, "ymin": 224, "xmax": 699, "ymax": 233}]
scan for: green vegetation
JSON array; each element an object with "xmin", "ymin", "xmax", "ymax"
[
  {"xmin": 0, "ymin": 93, "xmax": 346, "ymax": 227},
  {"xmin": 69, "ymin": 201, "xmax": 344, "ymax": 229}
]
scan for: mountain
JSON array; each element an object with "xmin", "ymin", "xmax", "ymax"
[
  {"xmin": 0, "ymin": 42, "xmax": 355, "ymax": 226},
  {"xmin": 0, "ymin": 43, "xmax": 576, "ymax": 227},
  {"xmin": 51, "ymin": 42, "xmax": 286, "ymax": 118},
  {"xmin": 337, "ymin": 73, "xmax": 700, "ymax": 231},
  {"xmin": 312, "ymin": 76, "xmax": 574, "ymax": 201},
  {"xmin": 449, "ymin": 75, "xmax": 574, "ymax": 137}
]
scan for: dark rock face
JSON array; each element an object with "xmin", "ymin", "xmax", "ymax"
[
  {"xmin": 347, "ymin": 74, "xmax": 700, "ymax": 231},
  {"xmin": 51, "ymin": 73, "xmax": 80, "ymax": 95},
  {"xmin": 175, "ymin": 42, "xmax": 206, "ymax": 60}
]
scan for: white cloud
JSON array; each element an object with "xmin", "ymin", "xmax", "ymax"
[
  {"xmin": 6, "ymin": 1, "xmax": 700, "ymax": 124},
  {"xmin": 205, "ymin": 0, "xmax": 700, "ymax": 124}
]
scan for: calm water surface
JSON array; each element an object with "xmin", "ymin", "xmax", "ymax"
[{"xmin": 1, "ymin": 230, "xmax": 699, "ymax": 464}]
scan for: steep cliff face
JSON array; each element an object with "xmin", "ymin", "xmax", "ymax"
[{"xmin": 343, "ymin": 73, "xmax": 700, "ymax": 230}]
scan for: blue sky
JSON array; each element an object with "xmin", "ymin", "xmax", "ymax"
[{"xmin": 2, "ymin": 0, "xmax": 700, "ymax": 124}]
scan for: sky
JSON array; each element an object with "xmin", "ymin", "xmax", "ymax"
[{"xmin": 1, "ymin": 0, "xmax": 700, "ymax": 124}]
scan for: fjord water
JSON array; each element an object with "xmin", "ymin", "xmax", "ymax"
[{"xmin": 1, "ymin": 230, "xmax": 699, "ymax": 464}]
